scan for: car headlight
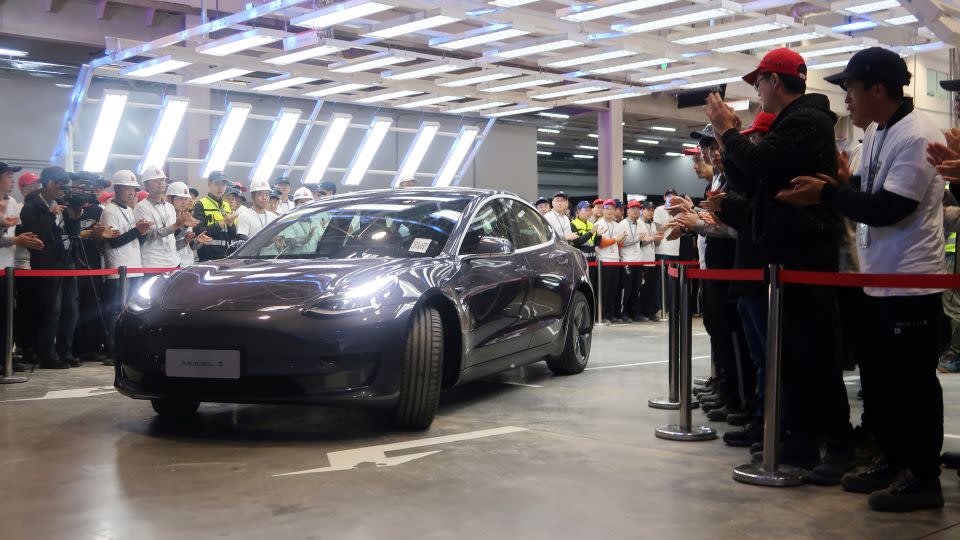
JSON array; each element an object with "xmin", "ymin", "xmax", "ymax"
[
  {"xmin": 127, "ymin": 276, "xmax": 160, "ymax": 313},
  {"xmin": 304, "ymin": 276, "xmax": 401, "ymax": 317}
]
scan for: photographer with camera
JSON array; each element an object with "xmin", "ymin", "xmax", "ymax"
[
  {"xmin": 99, "ymin": 170, "xmax": 151, "ymax": 365},
  {"xmin": 71, "ymin": 171, "xmax": 114, "ymax": 365},
  {"xmin": 20, "ymin": 166, "xmax": 83, "ymax": 370}
]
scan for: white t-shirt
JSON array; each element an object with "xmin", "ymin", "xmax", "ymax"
[
  {"xmin": 277, "ymin": 199, "xmax": 295, "ymax": 215},
  {"xmin": 236, "ymin": 208, "xmax": 278, "ymax": 239},
  {"xmin": 134, "ymin": 198, "xmax": 180, "ymax": 269},
  {"xmin": 653, "ymin": 205, "xmax": 680, "ymax": 256},
  {"xmin": 616, "ymin": 217, "xmax": 654, "ymax": 262},
  {"xmin": 594, "ymin": 218, "xmax": 621, "ymax": 262},
  {"xmin": 13, "ymin": 201, "xmax": 28, "ymax": 269},
  {"xmin": 176, "ymin": 227, "xmax": 197, "ymax": 267},
  {"xmin": 0, "ymin": 197, "xmax": 20, "ymax": 268},
  {"xmin": 855, "ymin": 109, "xmax": 946, "ymax": 297},
  {"xmin": 100, "ymin": 202, "xmax": 143, "ymax": 279},
  {"xmin": 543, "ymin": 210, "xmax": 571, "ymax": 240}
]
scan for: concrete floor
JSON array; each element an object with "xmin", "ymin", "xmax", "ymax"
[{"xmin": 2, "ymin": 320, "xmax": 960, "ymax": 540}]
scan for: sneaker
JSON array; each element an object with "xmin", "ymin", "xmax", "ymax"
[
  {"xmin": 601, "ymin": 319, "xmax": 611, "ymax": 325},
  {"xmin": 621, "ymin": 317, "xmax": 633, "ymax": 324},
  {"xmin": 60, "ymin": 356, "xmax": 81, "ymax": 368},
  {"xmin": 102, "ymin": 357, "xmax": 115, "ymax": 367},
  {"xmin": 809, "ymin": 448, "xmax": 857, "ymax": 486},
  {"xmin": 701, "ymin": 399, "xmax": 726, "ymax": 413},
  {"xmin": 842, "ymin": 457, "xmax": 899, "ymax": 494},
  {"xmin": 727, "ymin": 411, "xmax": 753, "ymax": 426},
  {"xmin": 867, "ymin": 471, "xmax": 943, "ymax": 512},
  {"xmin": 39, "ymin": 360, "xmax": 71, "ymax": 370},
  {"xmin": 941, "ymin": 452, "xmax": 960, "ymax": 469},
  {"xmin": 937, "ymin": 352, "xmax": 960, "ymax": 373},
  {"xmin": 706, "ymin": 406, "xmax": 730, "ymax": 422},
  {"xmin": 723, "ymin": 423, "xmax": 762, "ymax": 447}
]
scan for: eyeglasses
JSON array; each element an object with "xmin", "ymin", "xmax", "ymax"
[{"xmin": 753, "ymin": 73, "xmax": 772, "ymax": 92}]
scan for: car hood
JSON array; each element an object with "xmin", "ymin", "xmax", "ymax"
[{"xmin": 160, "ymin": 258, "xmax": 436, "ymax": 312}]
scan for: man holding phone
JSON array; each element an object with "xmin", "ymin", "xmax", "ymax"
[{"xmin": 653, "ymin": 189, "xmax": 681, "ymax": 315}]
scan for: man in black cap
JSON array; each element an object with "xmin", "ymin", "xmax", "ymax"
[
  {"xmin": 192, "ymin": 171, "xmax": 239, "ymax": 262},
  {"xmin": 273, "ymin": 177, "xmax": 294, "ymax": 214},
  {"xmin": 20, "ymin": 166, "xmax": 83, "ymax": 369},
  {"xmin": 534, "ymin": 196, "xmax": 551, "ymax": 216},
  {"xmin": 544, "ymin": 192, "xmax": 580, "ymax": 242},
  {"xmin": 779, "ymin": 47, "xmax": 946, "ymax": 511}
]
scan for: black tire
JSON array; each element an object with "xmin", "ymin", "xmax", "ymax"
[
  {"xmin": 151, "ymin": 399, "xmax": 200, "ymax": 419},
  {"xmin": 393, "ymin": 306, "xmax": 443, "ymax": 430},
  {"xmin": 547, "ymin": 291, "xmax": 593, "ymax": 375}
]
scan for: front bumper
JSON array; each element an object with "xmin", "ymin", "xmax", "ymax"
[{"xmin": 114, "ymin": 305, "xmax": 413, "ymax": 407}]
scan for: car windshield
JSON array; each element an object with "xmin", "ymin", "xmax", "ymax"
[{"xmin": 233, "ymin": 192, "xmax": 472, "ymax": 260}]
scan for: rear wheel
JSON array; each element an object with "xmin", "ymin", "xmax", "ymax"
[
  {"xmin": 547, "ymin": 291, "xmax": 592, "ymax": 375},
  {"xmin": 151, "ymin": 399, "xmax": 200, "ymax": 419},
  {"xmin": 393, "ymin": 306, "xmax": 443, "ymax": 430}
]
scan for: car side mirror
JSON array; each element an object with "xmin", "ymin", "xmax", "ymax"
[
  {"xmin": 226, "ymin": 240, "xmax": 245, "ymax": 257},
  {"xmin": 461, "ymin": 236, "xmax": 513, "ymax": 259}
]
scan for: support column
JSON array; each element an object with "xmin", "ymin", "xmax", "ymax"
[{"xmin": 597, "ymin": 100, "xmax": 624, "ymax": 200}]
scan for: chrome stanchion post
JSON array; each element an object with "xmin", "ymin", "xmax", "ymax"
[
  {"xmin": 656, "ymin": 264, "xmax": 716, "ymax": 441},
  {"xmin": 595, "ymin": 260, "xmax": 603, "ymax": 325},
  {"xmin": 1, "ymin": 267, "xmax": 27, "ymax": 384},
  {"xmin": 649, "ymin": 263, "xmax": 679, "ymax": 409},
  {"xmin": 119, "ymin": 266, "xmax": 128, "ymax": 307},
  {"xmin": 659, "ymin": 261, "xmax": 667, "ymax": 322},
  {"xmin": 733, "ymin": 264, "xmax": 806, "ymax": 486}
]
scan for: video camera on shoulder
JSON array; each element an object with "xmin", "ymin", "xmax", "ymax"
[{"xmin": 63, "ymin": 172, "xmax": 102, "ymax": 208}]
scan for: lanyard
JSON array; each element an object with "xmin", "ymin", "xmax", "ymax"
[
  {"xmin": 148, "ymin": 199, "xmax": 168, "ymax": 229},
  {"xmin": 112, "ymin": 201, "xmax": 133, "ymax": 230},
  {"xmin": 864, "ymin": 127, "xmax": 890, "ymax": 194},
  {"xmin": 627, "ymin": 219, "xmax": 638, "ymax": 242}
]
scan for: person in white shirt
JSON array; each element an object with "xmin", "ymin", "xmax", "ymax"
[
  {"xmin": 236, "ymin": 180, "xmax": 278, "ymax": 241},
  {"xmin": 99, "ymin": 170, "xmax": 151, "ymax": 364},
  {"xmin": 275, "ymin": 188, "xmax": 321, "ymax": 256},
  {"xmin": 165, "ymin": 182, "xmax": 210, "ymax": 267},
  {"xmin": 594, "ymin": 199, "xmax": 625, "ymax": 324},
  {"xmin": 780, "ymin": 47, "xmax": 946, "ymax": 511},
  {"xmin": 543, "ymin": 191, "xmax": 580, "ymax": 242},
  {"xmin": 273, "ymin": 177, "xmax": 295, "ymax": 214},
  {"xmin": 653, "ymin": 189, "xmax": 681, "ymax": 315},
  {"xmin": 134, "ymin": 165, "xmax": 197, "ymax": 270},
  {"xmin": 615, "ymin": 200, "xmax": 661, "ymax": 323}
]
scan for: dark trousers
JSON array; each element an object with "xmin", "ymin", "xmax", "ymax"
[
  {"xmin": 75, "ymin": 275, "xmax": 107, "ymax": 358},
  {"xmin": 738, "ymin": 295, "xmax": 767, "ymax": 419},
  {"xmin": 36, "ymin": 269, "xmax": 79, "ymax": 364},
  {"xmin": 780, "ymin": 285, "xmax": 852, "ymax": 450},
  {"xmin": 858, "ymin": 293, "xmax": 943, "ymax": 479},
  {"xmin": 637, "ymin": 267, "xmax": 658, "ymax": 318},
  {"xmin": 0, "ymin": 276, "xmax": 8, "ymax": 374},
  {"xmin": 15, "ymin": 275, "xmax": 41, "ymax": 358},
  {"xmin": 655, "ymin": 254, "xmax": 679, "ymax": 313},
  {"xmin": 599, "ymin": 264, "xmax": 620, "ymax": 321},
  {"xmin": 702, "ymin": 280, "xmax": 752, "ymax": 410},
  {"xmin": 104, "ymin": 276, "xmax": 140, "ymax": 355},
  {"xmin": 618, "ymin": 265, "xmax": 642, "ymax": 319}
]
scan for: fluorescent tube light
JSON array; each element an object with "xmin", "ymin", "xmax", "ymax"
[
  {"xmin": 831, "ymin": 20, "xmax": 878, "ymax": 32},
  {"xmin": 571, "ymin": 88, "xmax": 649, "ymax": 104},
  {"xmin": 251, "ymin": 108, "xmax": 302, "ymax": 183},
  {"xmin": 671, "ymin": 15, "xmax": 793, "ymax": 44},
  {"xmin": 712, "ymin": 29, "xmax": 825, "ymax": 53},
  {"xmin": 538, "ymin": 128, "xmax": 560, "ymax": 133},
  {"xmin": 537, "ymin": 141, "xmax": 555, "ymax": 146},
  {"xmin": 0, "ymin": 48, "xmax": 27, "ymax": 57},
  {"xmin": 430, "ymin": 23, "xmax": 532, "ymax": 50},
  {"xmin": 580, "ymin": 145, "xmax": 598, "ymax": 150},
  {"xmin": 201, "ymin": 102, "xmax": 252, "ymax": 178},
  {"xmin": 542, "ymin": 47, "xmax": 637, "ymax": 68},
  {"xmin": 303, "ymin": 113, "xmax": 352, "ymax": 185},
  {"xmin": 490, "ymin": 0, "xmax": 539, "ymax": 5},
  {"xmin": 834, "ymin": 0, "xmax": 899, "ymax": 15},
  {"xmin": 615, "ymin": 1, "xmax": 741, "ymax": 33},
  {"xmin": 479, "ymin": 75, "xmax": 559, "ymax": 92},
  {"xmin": 343, "ymin": 117, "xmax": 393, "ymax": 186},
  {"xmin": 486, "ymin": 105, "xmax": 550, "ymax": 117},
  {"xmin": 139, "ymin": 95, "xmax": 189, "ymax": 174},
  {"xmin": 559, "ymin": 0, "xmax": 680, "ymax": 22},
  {"xmin": 588, "ymin": 133, "xmax": 599, "ymax": 138},
  {"xmin": 330, "ymin": 50, "xmax": 416, "ymax": 73},
  {"xmin": 364, "ymin": 9, "xmax": 461, "ymax": 39},
  {"xmin": 680, "ymin": 76, "xmax": 746, "ymax": 89},
  {"xmin": 636, "ymin": 66, "xmax": 725, "ymax": 83},
  {"xmin": 197, "ymin": 28, "xmax": 285, "ymax": 56},
  {"xmin": 437, "ymin": 68, "xmax": 521, "ymax": 87},
  {"xmin": 884, "ymin": 14, "xmax": 917, "ymax": 25},
  {"xmin": 537, "ymin": 151, "xmax": 553, "ymax": 156},
  {"xmin": 354, "ymin": 89, "xmax": 423, "ymax": 104},
  {"xmin": 682, "ymin": 143, "xmax": 698, "ymax": 148},
  {"xmin": 397, "ymin": 95, "xmax": 464, "ymax": 108},
  {"xmin": 488, "ymin": 34, "xmax": 585, "ymax": 59},
  {"xmin": 636, "ymin": 139, "xmax": 660, "ymax": 145},
  {"xmin": 251, "ymin": 76, "xmax": 317, "ymax": 92},
  {"xmin": 799, "ymin": 40, "xmax": 874, "ymax": 58},
  {"xmin": 82, "ymin": 90, "xmax": 128, "ymax": 173},
  {"xmin": 262, "ymin": 35, "xmax": 345, "ymax": 65},
  {"xmin": 624, "ymin": 149, "xmax": 645, "ymax": 154},
  {"xmin": 304, "ymin": 82, "xmax": 373, "ymax": 98},
  {"xmin": 445, "ymin": 100, "xmax": 511, "ymax": 114},
  {"xmin": 573, "ymin": 154, "xmax": 594, "ymax": 159},
  {"xmin": 393, "ymin": 122, "xmax": 439, "ymax": 186},
  {"xmin": 383, "ymin": 60, "xmax": 467, "ymax": 80},
  {"xmin": 530, "ymin": 83, "xmax": 609, "ymax": 100},
  {"xmin": 588, "ymin": 57, "xmax": 675, "ymax": 74},
  {"xmin": 539, "ymin": 112, "xmax": 569, "ymax": 119},
  {"xmin": 121, "ymin": 56, "xmax": 191, "ymax": 78},
  {"xmin": 435, "ymin": 126, "xmax": 480, "ymax": 187},
  {"xmin": 187, "ymin": 68, "xmax": 252, "ymax": 85},
  {"xmin": 292, "ymin": 0, "xmax": 394, "ymax": 29},
  {"xmin": 650, "ymin": 126, "xmax": 675, "ymax": 132},
  {"xmin": 665, "ymin": 152, "xmax": 682, "ymax": 157}
]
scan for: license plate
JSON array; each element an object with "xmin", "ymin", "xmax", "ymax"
[{"xmin": 165, "ymin": 349, "xmax": 241, "ymax": 379}]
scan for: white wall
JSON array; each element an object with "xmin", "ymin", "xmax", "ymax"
[{"xmin": 539, "ymin": 155, "xmax": 704, "ymax": 200}]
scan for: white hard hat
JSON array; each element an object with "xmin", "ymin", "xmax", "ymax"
[
  {"xmin": 112, "ymin": 170, "xmax": 140, "ymax": 188},
  {"xmin": 249, "ymin": 180, "xmax": 272, "ymax": 193},
  {"xmin": 142, "ymin": 165, "xmax": 167, "ymax": 183},
  {"xmin": 166, "ymin": 181, "xmax": 191, "ymax": 198},
  {"xmin": 293, "ymin": 187, "xmax": 313, "ymax": 201}
]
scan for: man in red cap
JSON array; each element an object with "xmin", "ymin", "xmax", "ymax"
[
  {"xmin": 589, "ymin": 198, "xmax": 603, "ymax": 224},
  {"xmin": 704, "ymin": 47, "xmax": 853, "ymax": 476},
  {"xmin": 594, "ymin": 199, "xmax": 626, "ymax": 324}
]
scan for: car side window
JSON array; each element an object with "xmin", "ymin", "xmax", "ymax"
[
  {"xmin": 505, "ymin": 199, "xmax": 551, "ymax": 250},
  {"xmin": 460, "ymin": 199, "xmax": 516, "ymax": 254}
]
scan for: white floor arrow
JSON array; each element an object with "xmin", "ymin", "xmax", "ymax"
[
  {"xmin": 3, "ymin": 386, "xmax": 117, "ymax": 402},
  {"xmin": 274, "ymin": 426, "xmax": 529, "ymax": 476}
]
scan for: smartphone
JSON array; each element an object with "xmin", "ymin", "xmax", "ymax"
[{"xmin": 677, "ymin": 84, "xmax": 727, "ymax": 109}]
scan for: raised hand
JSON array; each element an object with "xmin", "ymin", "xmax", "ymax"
[
  {"xmin": 135, "ymin": 219, "xmax": 153, "ymax": 235},
  {"xmin": 776, "ymin": 175, "xmax": 829, "ymax": 206},
  {"xmin": 14, "ymin": 232, "xmax": 43, "ymax": 251}
]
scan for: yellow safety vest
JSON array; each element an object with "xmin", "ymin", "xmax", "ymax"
[
  {"xmin": 200, "ymin": 195, "xmax": 232, "ymax": 226},
  {"xmin": 571, "ymin": 217, "xmax": 595, "ymax": 242},
  {"xmin": 947, "ymin": 232, "xmax": 956, "ymax": 254}
]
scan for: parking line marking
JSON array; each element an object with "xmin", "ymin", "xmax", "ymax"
[
  {"xmin": 586, "ymin": 360, "xmax": 667, "ymax": 370},
  {"xmin": 1, "ymin": 386, "xmax": 117, "ymax": 403},
  {"xmin": 946, "ymin": 434, "xmax": 960, "ymax": 440},
  {"xmin": 500, "ymin": 381, "xmax": 543, "ymax": 388}
]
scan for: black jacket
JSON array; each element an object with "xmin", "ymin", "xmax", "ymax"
[
  {"xmin": 719, "ymin": 93, "xmax": 842, "ymax": 272},
  {"xmin": 20, "ymin": 191, "xmax": 80, "ymax": 270}
]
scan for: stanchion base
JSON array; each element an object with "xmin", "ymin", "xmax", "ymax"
[
  {"xmin": 693, "ymin": 376, "xmax": 710, "ymax": 386},
  {"xmin": 648, "ymin": 397, "xmax": 699, "ymax": 410},
  {"xmin": 732, "ymin": 463, "xmax": 807, "ymax": 487},
  {"xmin": 655, "ymin": 424, "xmax": 717, "ymax": 441},
  {"xmin": 0, "ymin": 375, "xmax": 28, "ymax": 384}
]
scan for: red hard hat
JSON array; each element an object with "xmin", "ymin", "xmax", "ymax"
[
  {"xmin": 18, "ymin": 172, "xmax": 39, "ymax": 192},
  {"xmin": 742, "ymin": 48, "xmax": 807, "ymax": 86},
  {"xmin": 137, "ymin": 191, "xmax": 149, "ymax": 202},
  {"xmin": 741, "ymin": 111, "xmax": 777, "ymax": 136},
  {"xmin": 98, "ymin": 191, "xmax": 115, "ymax": 204}
]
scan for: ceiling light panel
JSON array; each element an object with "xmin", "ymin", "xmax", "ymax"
[
  {"xmin": 538, "ymin": 128, "xmax": 560, "ymax": 133},
  {"xmin": 304, "ymin": 82, "xmax": 373, "ymax": 98},
  {"xmin": 343, "ymin": 116, "xmax": 394, "ymax": 186},
  {"xmin": 479, "ymin": 75, "xmax": 560, "ymax": 92},
  {"xmin": 364, "ymin": 7, "xmax": 463, "ymax": 39},
  {"xmin": 140, "ymin": 95, "xmax": 189, "ymax": 174},
  {"xmin": 490, "ymin": 0, "xmax": 539, "ymax": 6},
  {"xmin": 558, "ymin": 0, "xmax": 681, "ymax": 22},
  {"xmin": 0, "ymin": 48, "xmax": 27, "ymax": 57},
  {"xmin": 430, "ymin": 23, "xmax": 532, "ymax": 50},
  {"xmin": 121, "ymin": 56, "xmax": 191, "ymax": 78},
  {"xmin": 396, "ymin": 95, "xmax": 464, "ymax": 108},
  {"xmin": 588, "ymin": 56, "xmax": 676, "ymax": 74},
  {"xmin": 680, "ymin": 75, "xmax": 745, "ymax": 89},
  {"xmin": 292, "ymin": 0, "xmax": 396, "ymax": 29},
  {"xmin": 303, "ymin": 113, "xmax": 352, "ymax": 185},
  {"xmin": 251, "ymin": 76, "xmax": 317, "ymax": 92},
  {"xmin": 833, "ymin": 0, "xmax": 900, "ymax": 15},
  {"xmin": 530, "ymin": 82, "xmax": 610, "ymax": 100},
  {"xmin": 487, "ymin": 34, "xmax": 586, "ymax": 59},
  {"xmin": 634, "ymin": 65, "xmax": 726, "ymax": 83},
  {"xmin": 251, "ymin": 108, "xmax": 303, "ymax": 183},
  {"xmin": 201, "ymin": 102, "xmax": 252, "ymax": 178},
  {"xmin": 444, "ymin": 100, "xmax": 511, "ymax": 114},
  {"xmin": 394, "ymin": 121, "xmax": 440, "ymax": 185},
  {"xmin": 486, "ymin": 104, "xmax": 550, "ymax": 117},
  {"xmin": 614, "ymin": 1, "xmax": 742, "ymax": 33},
  {"xmin": 197, "ymin": 28, "xmax": 286, "ymax": 56},
  {"xmin": 884, "ymin": 14, "xmax": 918, "ymax": 25},
  {"xmin": 539, "ymin": 112, "xmax": 569, "ymax": 119},
  {"xmin": 670, "ymin": 15, "xmax": 794, "ymax": 45},
  {"xmin": 636, "ymin": 138, "xmax": 660, "ymax": 144},
  {"xmin": 262, "ymin": 35, "xmax": 347, "ymax": 65},
  {"xmin": 329, "ymin": 50, "xmax": 416, "ymax": 73},
  {"xmin": 353, "ymin": 89, "xmax": 423, "ymax": 104},
  {"xmin": 382, "ymin": 60, "xmax": 469, "ymax": 80},
  {"xmin": 83, "ymin": 90, "xmax": 128, "ymax": 173},
  {"xmin": 435, "ymin": 126, "xmax": 481, "ymax": 187},
  {"xmin": 542, "ymin": 46, "xmax": 637, "ymax": 68},
  {"xmin": 712, "ymin": 27, "xmax": 828, "ymax": 53},
  {"xmin": 570, "ymin": 87, "xmax": 649, "ymax": 104},
  {"xmin": 797, "ymin": 39, "xmax": 876, "ymax": 58},
  {"xmin": 437, "ymin": 67, "xmax": 521, "ymax": 87},
  {"xmin": 187, "ymin": 68, "xmax": 252, "ymax": 85}
]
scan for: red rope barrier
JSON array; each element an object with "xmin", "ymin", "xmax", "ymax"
[
  {"xmin": 668, "ymin": 266, "xmax": 679, "ymax": 278},
  {"xmin": 687, "ymin": 268, "xmax": 764, "ymax": 282},
  {"xmin": 587, "ymin": 260, "xmax": 700, "ymax": 268},
  {"xmin": 780, "ymin": 270, "xmax": 960, "ymax": 289},
  {"xmin": 16, "ymin": 269, "xmax": 118, "ymax": 277},
  {"xmin": 126, "ymin": 268, "xmax": 179, "ymax": 274}
]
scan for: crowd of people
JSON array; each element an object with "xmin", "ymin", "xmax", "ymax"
[
  {"xmin": 0, "ymin": 163, "xmax": 338, "ymax": 372},
  {"xmin": 535, "ymin": 47, "xmax": 960, "ymax": 513}
]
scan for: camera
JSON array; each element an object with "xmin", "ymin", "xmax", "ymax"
[{"xmin": 63, "ymin": 172, "xmax": 101, "ymax": 208}]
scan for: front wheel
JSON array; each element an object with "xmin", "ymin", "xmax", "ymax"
[
  {"xmin": 151, "ymin": 399, "xmax": 200, "ymax": 419},
  {"xmin": 393, "ymin": 306, "xmax": 443, "ymax": 430},
  {"xmin": 547, "ymin": 291, "xmax": 592, "ymax": 375}
]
